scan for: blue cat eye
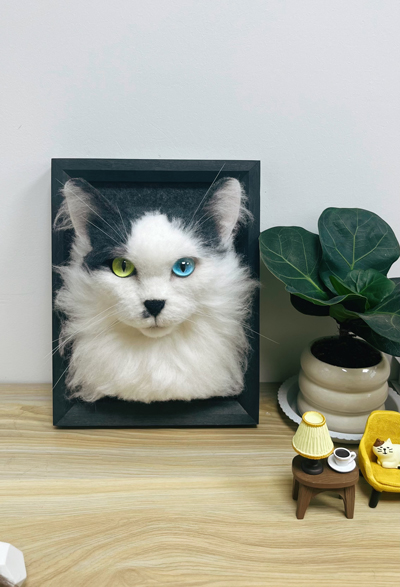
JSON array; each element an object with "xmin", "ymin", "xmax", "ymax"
[{"xmin": 172, "ymin": 257, "xmax": 196, "ymax": 278}]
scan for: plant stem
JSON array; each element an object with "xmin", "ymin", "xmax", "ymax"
[{"xmin": 338, "ymin": 321, "xmax": 351, "ymax": 338}]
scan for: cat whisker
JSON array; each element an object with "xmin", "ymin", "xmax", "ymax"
[
  {"xmin": 85, "ymin": 217, "xmax": 121, "ymax": 245},
  {"xmin": 180, "ymin": 316, "xmax": 203, "ymax": 330},
  {"xmin": 51, "ymin": 310, "xmax": 120, "ymax": 358},
  {"xmin": 189, "ymin": 163, "xmax": 226, "ymax": 227},
  {"xmin": 115, "ymin": 203, "xmax": 130, "ymax": 241},
  {"xmin": 48, "ymin": 304, "xmax": 120, "ymax": 359},
  {"xmin": 192, "ymin": 209, "xmax": 221, "ymax": 232},
  {"xmin": 52, "ymin": 364, "xmax": 71, "ymax": 390},
  {"xmin": 49, "ymin": 302, "xmax": 119, "ymax": 345},
  {"xmin": 53, "ymin": 319, "xmax": 120, "ymax": 389},
  {"xmin": 66, "ymin": 182, "xmax": 126, "ymax": 241},
  {"xmin": 242, "ymin": 325, "xmax": 280, "ymax": 344},
  {"xmin": 185, "ymin": 311, "xmax": 278, "ymax": 344},
  {"xmin": 55, "ymin": 178, "xmax": 124, "ymax": 244},
  {"xmin": 193, "ymin": 307, "xmax": 280, "ymax": 344},
  {"xmin": 192, "ymin": 200, "xmax": 235, "ymax": 233},
  {"xmin": 51, "ymin": 305, "xmax": 119, "ymax": 348},
  {"xmin": 191, "ymin": 211, "xmax": 210, "ymax": 232},
  {"xmin": 193, "ymin": 199, "xmax": 239, "ymax": 232}
]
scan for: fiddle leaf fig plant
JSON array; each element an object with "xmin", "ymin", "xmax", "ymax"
[{"xmin": 259, "ymin": 207, "xmax": 400, "ymax": 356}]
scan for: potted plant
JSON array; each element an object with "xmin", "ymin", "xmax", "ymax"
[{"xmin": 259, "ymin": 207, "xmax": 400, "ymax": 434}]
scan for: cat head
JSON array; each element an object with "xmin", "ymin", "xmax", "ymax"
[
  {"xmin": 373, "ymin": 438, "xmax": 394, "ymax": 458},
  {"xmin": 54, "ymin": 177, "xmax": 252, "ymax": 339}
]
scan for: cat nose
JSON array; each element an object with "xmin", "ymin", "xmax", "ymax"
[{"xmin": 144, "ymin": 299, "xmax": 165, "ymax": 317}]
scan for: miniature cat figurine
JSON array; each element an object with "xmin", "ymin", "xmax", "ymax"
[
  {"xmin": 373, "ymin": 438, "xmax": 400, "ymax": 469},
  {"xmin": 53, "ymin": 177, "xmax": 257, "ymax": 403}
]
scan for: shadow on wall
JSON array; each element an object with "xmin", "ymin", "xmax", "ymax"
[
  {"xmin": 259, "ymin": 262, "xmax": 337, "ymax": 382},
  {"xmin": 0, "ymin": 167, "xmax": 52, "ymax": 383}
]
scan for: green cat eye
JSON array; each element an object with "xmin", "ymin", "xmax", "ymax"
[{"xmin": 111, "ymin": 257, "xmax": 135, "ymax": 278}]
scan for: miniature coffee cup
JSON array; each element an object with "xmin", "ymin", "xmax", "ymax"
[{"xmin": 333, "ymin": 447, "xmax": 356, "ymax": 468}]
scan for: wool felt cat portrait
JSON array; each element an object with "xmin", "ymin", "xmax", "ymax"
[
  {"xmin": 373, "ymin": 438, "xmax": 400, "ymax": 469},
  {"xmin": 53, "ymin": 177, "xmax": 257, "ymax": 403}
]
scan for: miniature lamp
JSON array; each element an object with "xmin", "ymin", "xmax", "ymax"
[{"xmin": 292, "ymin": 411, "xmax": 334, "ymax": 475}]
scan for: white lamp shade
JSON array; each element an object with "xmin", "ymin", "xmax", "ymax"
[{"xmin": 292, "ymin": 411, "xmax": 334, "ymax": 459}]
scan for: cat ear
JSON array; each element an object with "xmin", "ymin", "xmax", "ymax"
[
  {"xmin": 54, "ymin": 178, "xmax": 106, "ymax": 241},
  {"xmin": 374, "ymin": 438, "xmax": 385, "ymax": 447},
  {"xmin": 206, "ymin": 178, "xmax": 251, "ymax": 246},
  {"xmin": 387, "ymin": 438, "xmax": 392, "ymax": 444}
]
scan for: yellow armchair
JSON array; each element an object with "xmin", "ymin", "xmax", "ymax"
[{"xmin": 358, "ymin": 410, "xmax": 400, "ymax": 507}]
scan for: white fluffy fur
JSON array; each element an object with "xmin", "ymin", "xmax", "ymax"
[{"xmin": 55, "ymin": 179, "xmax": 256, "ymax": 403}]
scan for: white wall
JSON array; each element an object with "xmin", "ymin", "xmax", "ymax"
[{"xmin": 1, "ymin": 1, "xmax": 399, "ymax": 383}]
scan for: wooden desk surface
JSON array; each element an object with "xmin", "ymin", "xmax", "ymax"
[{"xmin": 0, "ymin": 383, "xmax": 399, "ymax": 587}]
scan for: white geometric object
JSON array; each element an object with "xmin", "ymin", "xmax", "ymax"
[
  {"xmin": 298, "ymin": 338, "xmax": 390, "ymax": 434},
  {"xmin": 278, "ymin": 375, "xmax": 400, "ymax": 444},
  {"xmin": 0, "ymin": 543, "xmax": 26, "ymax": 587}
]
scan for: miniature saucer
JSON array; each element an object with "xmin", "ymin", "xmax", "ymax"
[{"xmin": 327, "ymin": 454, "xmax": 356, "ymax": 473}]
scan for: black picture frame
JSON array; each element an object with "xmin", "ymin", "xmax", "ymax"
[{"xmin": 52, "ymin": 159, "xmax": 260, "ymax": 427}]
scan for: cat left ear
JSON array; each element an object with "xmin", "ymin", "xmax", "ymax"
[
  {"xmin": 54, "ymin": 178, "xmax": 110, "ymax": 243},
  {"xmin": 206, "ymin": 178, "xmax": 250, "ymax": 247},
  {"xmin": 374, "ymin": 438, "xmax": 384, "ymax": 447}
]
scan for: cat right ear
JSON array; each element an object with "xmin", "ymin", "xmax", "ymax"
[
  {"xmin": 54, "ymin": 178, "xmax": 105, "ymax": 241},
  {"xmin": 204, "ymin": 177, "xmax": 252, "ymax": 247}
]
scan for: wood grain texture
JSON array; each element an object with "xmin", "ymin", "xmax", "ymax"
[{"xmin": 0, "ymin": 383, "xmax": 400, "ymax": 586}]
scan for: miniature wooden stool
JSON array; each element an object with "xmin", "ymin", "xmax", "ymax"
[{"xmin": 292, "ymin": 455, "xmax": 358, "ymax": 519}]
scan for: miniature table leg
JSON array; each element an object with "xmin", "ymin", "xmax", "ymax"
[
  {"xmin": 342, "ymin": 485, "xmax": 355, "ymax": 519},
  {"xmin": 296, "ymin": 484, "xmax": 314, "ymax": 519},
  {"xmin": 292, "ymin": 478, "xmax": 299, "ymax": 501}
]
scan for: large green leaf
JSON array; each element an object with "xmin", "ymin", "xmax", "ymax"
[
  {"xmin": 328, "ymin": 277, "xmax": 367, "ymax": 312},
  {"xmin": 318, "ymin": 208, "xmax": 400, "ymax": 291},
  {"xmin": 329, "ymin": 275, "xmax": 358, "ymax": 297},
  {"xmin": 290, "ymin": 294, "xmax": 330, "ymax": 316},
  {"xmin": 259, "ymin": 227, "xmax": 331, "ymax": 301},
  {"xmin": 286, "ymin": 287, "xmax": 364, "ymax": 308},
  {"xmin": 344, "ymin": 269, "xmax": 394, "ymax": 307},
  {"xmin": 330, "ymin": 269, "xmax": 395, "ymax": 310},
  {"xmin": 329, "ymin": 304, "xmax": 359, "ymax": 323},
  {"xmin": 357, "ymin": 280, "xmax": 400, "ymax": 343},
  {"xmin": 348, "ymin": 319, "xmax": 400, "ymax": 356}
]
